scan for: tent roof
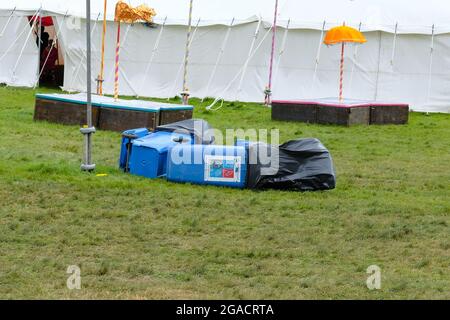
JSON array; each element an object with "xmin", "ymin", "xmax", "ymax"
[{"xmin": 1, "ymin": 0, "xmax": 450, "ymax": 34}]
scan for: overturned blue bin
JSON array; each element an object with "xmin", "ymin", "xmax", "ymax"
[
  {"xmin": 128, "ymin": 131, "xmax": 192, "ymax": 179},
  {"xmin": 166, "ymin": 145, "xmax": 247, "ymax": 189},
  {"xmin": 118, "ymin": 120, "xmax": 335, "ymax": 192},
  {"xmin": 119, "ymin": 128, "xmax": 150, "ymax": 171}
]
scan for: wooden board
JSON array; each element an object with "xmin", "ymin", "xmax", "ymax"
[
  {"xmin": 98, "ymin": 108, "xmax": 160, "ymax": 132},
  {"xmin": 34, "ymin": 98, "xmax": 100, "ymax": 126},
  {"xmin": 159, "ymin": 109, "xmax": 193, "ymax": 126},
  {"xmin": 317, "ymin": 105, "xmax": 370, "ymax": 126},
  {"xmin": 272, "ymin": 100, "xmax": 409, "ymax": 126},
  {"xmin": 370, "ymin": 105, "xmax": 409, "ymax": 125},
  {"xmin": 272, "ymin": 103, "xmax": 317, "ymax": 123}
]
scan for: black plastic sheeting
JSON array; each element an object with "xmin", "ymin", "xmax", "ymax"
[
  {"xmin": 247, "ymin": 138, "xmax": 336, "ymax": 191},
  {"xmin": 156, "ymin": 119, "xmax": 215, "ymax": 145}
]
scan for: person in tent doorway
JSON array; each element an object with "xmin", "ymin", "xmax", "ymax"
[
  {"xmin": 36, "ymin": 26, "xmax": 50, "ymax": 57},
  {"xmin": 40, "ymin": 40, "xmax": 59, "ymax": 84}
]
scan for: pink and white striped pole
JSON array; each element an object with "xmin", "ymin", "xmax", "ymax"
[
  {"xmin": 114, "ymin": 21, "xmax": 121, "ymax": 100},
  {"xmin": 339, "ymin": 42, "xmax": 345, "ymax": 103}
]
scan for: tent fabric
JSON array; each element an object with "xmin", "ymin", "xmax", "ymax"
[
  {"xmin": 0, "ymin": 14, "xmax": 39, "ymax": 87},
  {"xmin": 57, "ymin": 17, "xmax": 450, "ymax": 113},
  {"xmin": 0, "ymin": 2, "xmax": 450, "ymax": 113},
  {"xmin": 2, "ymin": 0, "xmax": 450, "ymax": 34}
]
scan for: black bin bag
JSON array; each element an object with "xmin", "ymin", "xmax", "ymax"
[
  {"xmin": 156, "ymin": 119, "xmax": 215, "ymax": 145},
  {"xmin": 247, "ymin": 138, "xmax": 336, "ymax": 191}
]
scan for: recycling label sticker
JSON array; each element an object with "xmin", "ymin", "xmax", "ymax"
[{"xmin": 204, "ymin": 155, "xmax": 241, "ymax": 183}]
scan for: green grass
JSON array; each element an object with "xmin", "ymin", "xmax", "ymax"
[{"xmin": 0, "ymin": 85, "xmax": 449, "ymax": 299}]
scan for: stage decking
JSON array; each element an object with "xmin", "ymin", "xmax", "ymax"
[
  {"xmin": 272, "ymin": 98, "xmax": 409, "ymax": 126},
  {"xmin": 34, "ymin": 93, "xmax": 194, "ymax": 132}
]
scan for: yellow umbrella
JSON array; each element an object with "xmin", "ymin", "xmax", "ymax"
[{"xmin": 324, "ymin": 25, "xmax": 367, "ymax": 102}]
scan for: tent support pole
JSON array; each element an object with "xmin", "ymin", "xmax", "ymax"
[
  {"xmin": 97, "ymin": 0, "xmax": 107, "ymax": 95},
  {"xmin": 236, "ymin": 17, "xmax": 262, "ymax": 101},
  {"xmin": 36, "ymin": 11, "xmax": 42, "ymax": 87},
  {"xmin": 348, "ymin": 22, "xmax": 362, "ymax": 96},
  {"xmin": 10, "ymin": 8, "xmax": 41, "ymax": 84},
  {"xmin": 426, "ymin": 24, "xmax": 435, "ymax": 108},
  {"xmin": 339, "ymin": 42, "xmax": 345, "ymax": 102},
  {"xmin": 167, "ymin": 17, "xmax": 200, "ymax": 102},
  {"xmin": 81, "ymin": 0, "xmax": 96, "ymax": 172},
  {"xmin": 311, "ymin": 20, "xmax": 326, "ymax": 96},
  {"xmin": 138, "ymin": 16, "xmax": 167, "ymax": 98},
  {"xmin": 0, "ymin": 8, "xmax": 40, "ymax": 64},
  {"xmin": 202, "ymin": 17, "xmax": 235, "ymax": 102},
  {"xmin": 390, "ymin": 22, "xmax": 398, "ymax": 66},
  {"xmin": 273, "ymin": 18, "xmax": 290, "ymax": 97},
  {"xmin": 104, "ymin": 23, "xmax": 135, "ymax": 95},
  {"xmin": 207, "ymin": 26, "xmax": 272, "ymax": 111},
  {"xmin": 0, "ymin": 7, "xmax": 16, "ymax": 37},
  {"xmin": 114, "ymin": 21, "xmax": 121, "ymax": 100},
  {"xmin": 67, "ymin": 13, "xmax": 100, "ymax": 92},
  {"xmin": 181, "ymin": 0, "xmax": 194, "ymax": 105},
  {"xmin": 374, "ymin": 31, "xmax": 382, "ymax": 101},
  {"xmin": 265, "ymin": 0, "xmax": 279, "ymax": 106}
]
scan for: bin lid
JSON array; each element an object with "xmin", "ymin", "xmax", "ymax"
[
  {"xmin": 132, "ymin": 131, "xmax": 191, "ymax": 153},
  {"xmin": 156, "ymin": 119, "xmax": 215, "ymax": 145}
]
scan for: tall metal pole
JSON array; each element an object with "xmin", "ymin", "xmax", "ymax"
[{"xmin": 81, "ymin": 0, "xmax": 96, "ymax": 172}]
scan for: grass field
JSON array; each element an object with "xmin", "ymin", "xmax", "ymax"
[{"xmin": 0, "ymin": 85, "xmax": 449, "ymax": 299}]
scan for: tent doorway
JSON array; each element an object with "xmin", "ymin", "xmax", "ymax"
[{"xmin": 29, "ymin": 16, "xmax": 64, "ymax": 87}]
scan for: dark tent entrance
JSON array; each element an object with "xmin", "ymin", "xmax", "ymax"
[{"xmin": 28, "ymin": 15, "xmax": 64, "ymax": 87}]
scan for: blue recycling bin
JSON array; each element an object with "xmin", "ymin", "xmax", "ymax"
[
  {"xmin": 166, "ymin": 145, "xmax": 247, "ymax": 188},
  {"xmin": 128, "ymin": 131, "xmax": 192, "ymax": 179},
  {"xmin": 119, "ymin": 128, "xmax": 149, "ymax": 170}
]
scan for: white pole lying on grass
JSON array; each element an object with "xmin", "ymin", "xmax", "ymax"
[
  {"xmin": 426, "ymin": 24, "xmax": 435, "ymax": 106},
  {"xmin": 272, "ymin": 18, "xmax": 290, "ymax": 95},
  {"xmin": 310, "ymin": 20, "xmax": 326, "ymax": 95},
  {"xmin": 202, "ymin": 17, "xmax": 235, "ymax": 102},
  {"xmin": 206, "ymin": 26, "xmax": 273, "ymax": 111},
  {"xmin": 138, "ymin": 16, "xmax": 167, "ymax": 98},
  {"xmin": 11, "ymin": 8, "xmax": 41, "ymax": 83},
  {"xmin": 390, "ymin": 22, "xmax": 398, "ymax": 66},
  {"xmin": 235, "ymin": 17, "xmax": 262, "ymax": 101},
  {"xmin": 0, "ymin": 7, "xmax": 16, "ymax": 37},
  {"xmin": 166, "ymin": 17, "xmax": 201, "ymax": 101}
]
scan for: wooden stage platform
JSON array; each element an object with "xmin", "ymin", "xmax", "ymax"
[
  {"xmin": 34, "ymin": 93, "xmax": 194, "ymax": 132},
  {"xmin": 272, "ymin": 98, "xmax": 409, "ymax": 126}
]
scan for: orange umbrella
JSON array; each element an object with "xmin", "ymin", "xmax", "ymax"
[{"xmin": 324, "ymin": 25, "xmax": 367, "ymax": 102}]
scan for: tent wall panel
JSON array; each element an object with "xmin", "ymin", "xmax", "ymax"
[
  {"xmin": 0, "ymin": 12, "xmax": 39, "ymax": 87},
  {"xmin": 0, "ymin": 6, "xmax": 448, "ymax": 113}
]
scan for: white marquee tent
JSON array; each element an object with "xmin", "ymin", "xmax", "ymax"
[{"xmin": 1, "ymin": 0, "xmax": 449, "ymax": 113}]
